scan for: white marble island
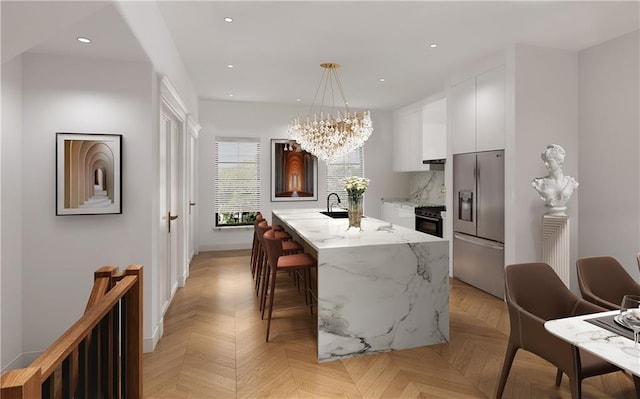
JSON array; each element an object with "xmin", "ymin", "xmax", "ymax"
[{"xmin": 272, "ymin": 208, "xmax": 449, "ymax": 363}]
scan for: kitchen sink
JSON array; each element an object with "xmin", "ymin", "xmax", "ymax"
[{"xmin": 320, "ymin": 211, "xmax": 365, "ymax": 219}]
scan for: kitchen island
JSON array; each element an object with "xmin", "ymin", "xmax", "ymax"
[{"xmin": 272, "ymin": 208, "xmax": 449, "ymax": 363}]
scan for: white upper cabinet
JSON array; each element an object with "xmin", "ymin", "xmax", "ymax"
[
  {"xmin": 393, "ymin": 95, "xmax": 447, "ymax": 172},
  {"xmin": 422, "ymin": 97, "xmax": 447, "ymax": 161},
  {"xmin": 450, "ymin": 66, "xmax": 505, "ymax": 154},
  {"xmin": 476, "ymin": 66, "xmax": 505, "ymax": 152},
  {"xmin": 393, "ymin": 103, "xmax": 427, "ymax": 172},
  {"xmin": 450, "ymin": 77, "xmax": 476, "ymax": 154}
]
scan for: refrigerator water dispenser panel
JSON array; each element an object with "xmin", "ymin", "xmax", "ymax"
[{"xmin": 458, "ymin": 190, "xmax": 473, "ymax": 221}]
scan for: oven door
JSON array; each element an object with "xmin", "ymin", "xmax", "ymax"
[{"xmin": 415, "ymin": 215, "xmax": 443, "ymax": 237}]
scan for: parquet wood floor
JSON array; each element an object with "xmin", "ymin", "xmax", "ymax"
[{"xmin": 143, "ymin": 250, "xmax": 636, "ymax": 398}]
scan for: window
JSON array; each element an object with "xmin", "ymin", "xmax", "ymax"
[
  {"xmin": 215, "ymin": 137, "xmax": 260, "ymax": 227},
  {"xmin": 326, "ymin": 147, "xmax": 365, "ymax": 202}
]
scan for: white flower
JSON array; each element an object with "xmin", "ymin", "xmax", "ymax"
[{"xmin": 342, "ymin": 176, "xmax": 370, "ymax": 197}]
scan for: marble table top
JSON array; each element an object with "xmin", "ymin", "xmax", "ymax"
[
  {"xmin": 545, "ymin": 310, "xmax": 640, "ymax": 376},
  {"xmin": 272, "ymin": 208, "xmax": 445, "ymax": 251}
]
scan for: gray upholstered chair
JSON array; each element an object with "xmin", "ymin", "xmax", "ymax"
[
  {"xmin": 576, "ymin": 256, "xmax": 640, "ymax": 310},
  {"xmin": 496, "ymin": 262, "xmax": 620, "ymax": 399}
]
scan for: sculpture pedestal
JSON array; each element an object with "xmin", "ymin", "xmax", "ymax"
[{"xmin": 542, "ymin": 215, "xmax": 570, "ymax": 288}]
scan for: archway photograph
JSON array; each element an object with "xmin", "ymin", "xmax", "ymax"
[
  {"xmin": 271, "ymin": 139, "xmax": 317, "ymax": 201},
  {"xmin": 56, "ymin": 133, "xmax": 122, "ymax": 215}
]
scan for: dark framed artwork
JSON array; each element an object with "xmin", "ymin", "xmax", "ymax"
[
  {"xmin": 271, "ymin": 139, "xmax": 318, "ymax": 202},
  {"xmin": 56, "ymin": 133, "xmax": 122, "ymax": 215}
]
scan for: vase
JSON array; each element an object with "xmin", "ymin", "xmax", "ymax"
[{"xmin": 347, "ymin": 194, "xmax": 363, "ymax": 230}]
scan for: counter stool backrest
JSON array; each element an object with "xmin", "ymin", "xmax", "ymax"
[{"xmin": 263, "ymin": 229, "xmax": 283, "ymax": 269}]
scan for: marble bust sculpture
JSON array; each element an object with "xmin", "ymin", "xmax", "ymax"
[{"xmin": 531, "ymin": 144, "xmax": 578, "ymax": 216}]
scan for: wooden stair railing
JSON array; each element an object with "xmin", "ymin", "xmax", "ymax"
[{"xmin": 0, "ymin": 265, "xmax": 143, "ymax": 399}]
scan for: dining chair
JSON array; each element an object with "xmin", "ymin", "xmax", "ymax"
[
  {"xmin": 496, "ymin": 262, "xmax": 621, "ymax": 399},
  {"xmin": 262, "ymin": 229, "xmax": 316, "ymax": 342},
  {"xmin": 576, "ymin": 256, "xmax": 640, "ymax": 310}
]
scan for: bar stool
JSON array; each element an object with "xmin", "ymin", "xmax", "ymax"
[
  {"xmin": 254, "ymin": 221, "xmax": 302, "ymax": 296},
  {"xmin": 262, "ymin": 229, "xmax": 316, "ymax": 342},
  {"xmin": 250, "ymin": 213, "xmax": 288, "ymax": 279},
  {"xmin": 250, "ymin": 213, "xmax": 265, "ymax": 276}
]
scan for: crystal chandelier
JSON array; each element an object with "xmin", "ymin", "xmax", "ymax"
[{"xmin": 288, "ymin": 63, "xmax": 373, "ymax": 163}]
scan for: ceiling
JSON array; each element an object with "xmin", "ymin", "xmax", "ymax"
[{"xmin": 3, "ymin": 1, "xmax": 639, "ymax": 111}]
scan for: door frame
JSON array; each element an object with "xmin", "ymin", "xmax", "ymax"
[{"xmin": 159, "ymin": 76, "xmax": 188, "ymax": 312}]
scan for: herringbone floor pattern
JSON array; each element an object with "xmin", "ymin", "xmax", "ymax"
[{"xmin": 143, "ymin": 250, "xmax": 636, "ymax": 398}]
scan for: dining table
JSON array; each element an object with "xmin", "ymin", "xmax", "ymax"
[{"xmin": 545, "ymin": 310, "xmax": 640, "ymax": 394}]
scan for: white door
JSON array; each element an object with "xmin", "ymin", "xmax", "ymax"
[
  {"xmin": 188, "ymin": 133, "xmax": 198, "ymax": 260},
  {"xmin": 159, "ymin": 111, "xmax": 183, "ymax": 315}
]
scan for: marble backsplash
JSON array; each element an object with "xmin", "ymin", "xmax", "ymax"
[{"xmin": 408, "ymin": 171, "xmax": 445, "ymax": 205}]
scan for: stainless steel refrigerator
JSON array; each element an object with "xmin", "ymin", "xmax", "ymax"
[{"xmin": 453, "ymin": 150, "xmax": 505, "ymax": 298}]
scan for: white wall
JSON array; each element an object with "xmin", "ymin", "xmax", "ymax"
[
  {"xmin": 506, "ymin": 44, "xmax": 579, "ymax": 288},
  {"xmin": 197, "ymin": 100, "xmax": 409, "ymax": 251},
  {"xmin": 114, "ymin": 2, "xmax": 199, "ymax": 120},
  {"xmin": 578, "ymin": 30, "xmax": 640, "ymax": 277},
  {"xmin": 20, "ymin": 53, "xmax": 156, "ymax": 354},
  {"xmin": 1, "ymin": 55, "xmax": 23, "ymax": 370}
]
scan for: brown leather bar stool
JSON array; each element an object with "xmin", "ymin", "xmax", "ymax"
[
  {"xmin": 254, "ymin": 221, "xmax": 302, "ymax": 296},
  {"xmin": 262, "ymin": 229, "xmax": 316, "ymax": 342},
  {"xmin": 251, "ymin": 212, "xmax": 289, "ymax": 278},
  {"xmin": 250, "ymin": 213, "xmax": 265, "ymax": 277}
]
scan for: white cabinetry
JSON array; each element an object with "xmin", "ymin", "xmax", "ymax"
[
  {"xmin": 450, "ymin": 66, "xmax": 505, "ymax": 154},
  {"xmin": 393, "ymin": 96, "xmax": 447, "ymax": 171},
  {"xmin": 393, "ymin": 104, "xmax": 426, "ymax": 172},
  {"xmin": 422, "ymin": 98, "xmax": 447, "ymax": 161},
  {"xmin": 381, "ymin": 201, "xmax": 416, "ymax": 230}
]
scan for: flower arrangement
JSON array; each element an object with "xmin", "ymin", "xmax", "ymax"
[{"xmin": 342, "ymin": 176, "xmax": 370, "ymax": 198}]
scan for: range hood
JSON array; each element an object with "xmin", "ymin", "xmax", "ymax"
[{"xmin": 422, "ymin": 158, "xmax": 445, "ymax": 171}]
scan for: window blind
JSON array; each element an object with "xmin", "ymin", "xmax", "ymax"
[
  {"xmin": 215, "ymin": 137, "xmax": 260, "ymax": 226},
  {"xmin": 326, "ymin": 147, "xmax": 365, "ymax": 202}
]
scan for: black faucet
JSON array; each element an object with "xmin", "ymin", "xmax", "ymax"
[{"xmin": 327, "ymin": 192, "xmax": 341, "ymax": 213}]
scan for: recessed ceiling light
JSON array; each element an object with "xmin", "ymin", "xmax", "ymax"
[
  {"xmin": 224, "ymin": 17, "xmax": 233, "ymax": 23},
  {"xmin": 429, "ymin": 43, "xmax": 438, "ymax": 48},
  {"xmin": 77, "ymin": 37, "xmax": 91, "ymax": 44},
  {"xmin": 379, "ymin": 78, "xmax": 385, "ymax": 82},
  {"xmin": 229, "ymin": 94, "xmax": 234, "ymax": 97},
  {"xmin": 227, "ymin": 64, "xmax": 234, "ymax": 68},
  {"xmin": 296, "ymin": 98, "xmax": 301, "ymax": 102}
]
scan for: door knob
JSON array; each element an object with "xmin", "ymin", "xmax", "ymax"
[{"xmin": 168, "ymin": 212, "xmax": 179, "ymax": 233}]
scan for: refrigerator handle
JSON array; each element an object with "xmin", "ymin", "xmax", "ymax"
[
  {"xmin": 454, "ymin": 233, "xmax": 504, "ymax": 250},
  {"xmin": 475, "ymin": 157, "xmax": 480, "ymax": 228}
]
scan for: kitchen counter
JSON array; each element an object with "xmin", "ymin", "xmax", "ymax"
[{"xmin": 272, "ymin": 208, "xmax": 449, "ymax": 362}]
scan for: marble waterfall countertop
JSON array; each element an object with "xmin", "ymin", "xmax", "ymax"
[
  {"xmin": 272, "ymin": 208, "xmax": 449, "ymax": 363},
  {"xmin": 272, "ymin": 208, "xmax": 443, "ymax": 250}
]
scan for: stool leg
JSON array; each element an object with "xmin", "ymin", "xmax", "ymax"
[
  {"xmin": 260, "ymin": 262, "xmax": 271, "ymax": 318},
  {"xmin": 266, "ymin": 264, "xmax": 278, "ymax": 342},
  {"xmin": 250, "ymin": 234, "xmax": 259, "ymax": 278},
  {"xmin": 255, "ymin": 249, "xmax": 265, "ymax": 295}
]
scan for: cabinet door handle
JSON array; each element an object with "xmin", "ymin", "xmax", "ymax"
[
  {"xmin": 168, "ymin": 212, "xmax": 179, "ymax": 233},
  {"xmin": 189, "ymin": 202, "xmax": 196, "ymax": 206}
]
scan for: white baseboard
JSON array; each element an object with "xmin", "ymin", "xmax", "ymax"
[
  {"xmin": 198, "ymin": 243, "xmax": 251, "ymax": 252},
  {"xmin": 144, "ymin": 317, "xmax": 163, "ymax": 353}
]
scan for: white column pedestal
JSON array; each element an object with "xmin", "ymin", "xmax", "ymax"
[{"xmin": 542, "ymin": 214, "xmax": 570, "ymax": 288}]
